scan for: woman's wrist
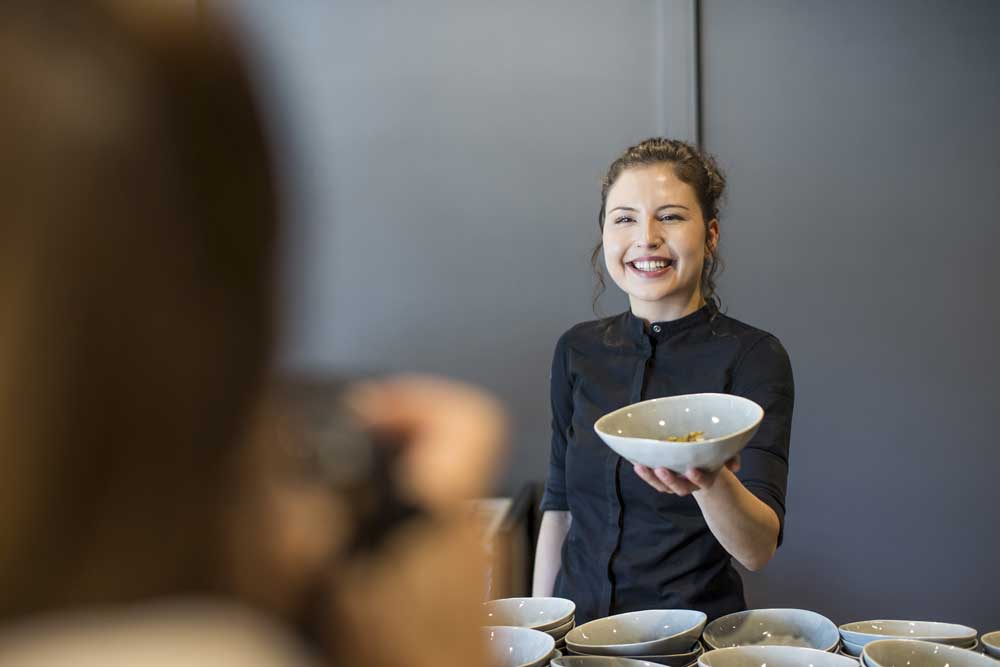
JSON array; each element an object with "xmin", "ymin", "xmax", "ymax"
[{"xmin": 692, "ymin": 465, "xmax": 736, "ymax": 501}]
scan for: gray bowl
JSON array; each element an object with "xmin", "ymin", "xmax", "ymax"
[
  {"xmin": 593, "ymin": 394, "xmax": 763, "ymax": 473},
  {"xmin": 699, "ymin": 645, "xmax": 859, "ymax": 667},
  {"xmin": 552, "ymin": 658, "xmax": 664, "ymax": 667},
  {"xmin": 703, "ymin": 608, "xmax": 839, "ymax": 652},
  {"xmin": 980, "ymin": 631, "xmax": 1000, "ymax": 659},
  {"xmin": 842, "ymin": 640, "xmax": 864, "ymax": 657},
  {"xmin": 863, "ymin": 639, "xmax": 997, "ymax": 667},
  {"xmin": 840, "ymin": 621, "xmax": 977, "ymax": 647},
  {"xmin": 484, "ymin": 598, "xmax": 577, "ymax": 632},
  {"xmin": 567, "ymin": 610, "xmax": 707, "ymax": 657},
  {"xmin": 483, "ymin": 626, "xmax": 556, "ymax": 667},
  {"xmin": 568, "ymin": 642, "xmax": 703, "ymax": 667}
]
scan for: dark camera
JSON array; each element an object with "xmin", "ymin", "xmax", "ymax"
[{"xmin": 273, "ymin": 374, "xmax": 422, "ymax": 554}]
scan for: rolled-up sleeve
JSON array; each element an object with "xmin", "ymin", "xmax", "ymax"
[
  {"xmin": 730, "ymin": 334, "xmax": 794, "ymax": 547},
  {"xmin": 539, "ymin": 334, "xmax": 574, "ymax": 512}
]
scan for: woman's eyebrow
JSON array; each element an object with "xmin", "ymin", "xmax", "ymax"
[{"xmin": 656, "ymin": 204, "xmax": 690, "ymax": 212}]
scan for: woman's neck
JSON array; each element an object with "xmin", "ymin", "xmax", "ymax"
[{"xmin": 629, "ymin": 289, "xmax": 705, "ymax": 324}]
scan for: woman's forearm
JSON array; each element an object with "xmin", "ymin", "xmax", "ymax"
[
  {"xmin": 693, "ymin": 468, "xmax": 779, "ymax": 571},
  {"xmin": 532, "ymin": 510, "xmax": 571, "ymax": 597}
]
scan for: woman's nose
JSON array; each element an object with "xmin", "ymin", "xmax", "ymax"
[{"xmin": 635, "ymin": 217, "xmax": 663, "ymax": 248}]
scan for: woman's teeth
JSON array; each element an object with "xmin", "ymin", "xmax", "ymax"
[{"xmin": 632, "ymin": 260, "xmax": 671, "ymax": 271}]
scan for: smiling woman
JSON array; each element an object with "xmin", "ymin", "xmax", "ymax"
[{"xmin": 533, "ymin": 138, "xmax": 794, "ymax": 625}]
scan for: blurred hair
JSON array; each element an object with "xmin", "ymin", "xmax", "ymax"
[{"xmin": 0, "ymin": 0, "xmax": 277, "ymax": 618}]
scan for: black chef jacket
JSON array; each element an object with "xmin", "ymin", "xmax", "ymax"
[{"xmin": 539, "ymin": 305, "xmax": 793, "ymax": 624}]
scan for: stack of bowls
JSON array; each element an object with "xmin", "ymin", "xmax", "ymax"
[
  {"xmin": 563, "ymin": 609, "xmax": 707, "ymax": 666},
  {"xmin": 699, "ymin": 645, "xmax": 860, "ymax": 667},
  {"xmin": 484, "ymin": 626, "xmax": 559, "ymax": 667},
  {"xmin": 703, "ymin": 608, "xmax": 840, "ymax": 652},
  {"xmin": 552, "ymin": 658, "xmax": 672, "ymax": 667},
  {"xmin": 981, "ymin": 631, "xmax": 1000, "ymax": 660},
  {"xmin": 838, "ymin": 621, "xmax": 980, "ymax": 657},
  {"xmin": 483, "ymin": 598, "xmax": 576, "ymax": 665},
  {"xmin": 862, "ymin": 639, "xmax": 997, "ymax": 667}
]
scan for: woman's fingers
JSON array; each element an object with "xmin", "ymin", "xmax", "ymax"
[
  {"xmin": 655, "ymin": 467, "xmax": 699, "ymax": 495},
  {"xmin": 633, "ymin": 464, "xmax": 672, "ymax": 493}
]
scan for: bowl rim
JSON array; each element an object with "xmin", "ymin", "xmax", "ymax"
[
  {"xmin": 981, "ymin": 631, "xmax": 1000, "ymax": 648},
  {"xmin": 567, "ymin": 609, "xmax": 708, "ymax": 652},
  {"xmin": 550, "ymin": 656, "xmax": 664, "ymax": 667},
  {"xmin": 483, "ymin": 597, "xmax": 577, "ymax": 631},
  {"xmin": 862, "ymin": 638, "xmax": 994, "ymax": 667},
  {"xmin": 839, "ymin": 620, "xmax": 978, "ymax": 644},
  {"xmin": 699, "ymin": 644, "xmax": 859, "ymax": 667},
  {"xmin": 483, "ymin": 625, "xmax": 557, "ymax": 667},
  {"xmin": 702, "ymin": 608, "xmax": 839, "ymax": 652},
  {"xmin": 594, "ymin": 393, "xmax": 764, "ymax": 445}
]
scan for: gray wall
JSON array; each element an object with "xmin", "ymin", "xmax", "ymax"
[
  {"xmin": 702, "ymin": 0, "xmax": 1000, "ymax": 630},
  {"xmin": 235, "ymin": 0, "xmax": 694, "ymax": 492},
  {"xmin": 233, "ymin": 0, "xmax": 1000, "ymax": 630}
]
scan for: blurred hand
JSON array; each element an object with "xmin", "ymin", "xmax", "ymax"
[
  {"xmin": 633, "ymin": 455, "xmax": 740, "ymax": 496},
  {"xmin": 345, "ymin": 374, "xmax": 507, "ymax": 513},
  {"xmin": 330, "ymin": 374, "xmax": 506, "ymax": 667}
]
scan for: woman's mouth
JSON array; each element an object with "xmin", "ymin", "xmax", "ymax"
[{"xmin": 627, "ymin": 257, "xmax": 674, "ymax": 278}]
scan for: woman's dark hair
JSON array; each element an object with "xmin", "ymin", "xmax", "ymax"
[
  {"xmin": 590, "ymin": 137, "xmax": 727, "ymax": 317},
  {"xmin": 0, "ymin": 0, "xmax": 277, "ymax": 618}
]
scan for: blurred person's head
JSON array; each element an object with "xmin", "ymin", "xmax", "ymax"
[{"xmin": 0, "ymin": 0, "xmax": 278, "ymax": 619}]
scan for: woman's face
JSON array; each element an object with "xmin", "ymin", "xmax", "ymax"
[{"xmin": 602, "ymin": 163, "xmax": 718, "ymax": 321}]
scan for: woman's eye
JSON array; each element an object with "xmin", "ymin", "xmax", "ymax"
[
  {"xmin": 659, "ymin": 214, "xmax": 684, "ymax": 222},
  {"xmin": 614, "ymin": 216, "xmax": 635, "ymax": 224}
]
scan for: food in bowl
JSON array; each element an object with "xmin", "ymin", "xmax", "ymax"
[{"xmin": 664, "ymin": 431, "xmax": 705, "ymax": 443}]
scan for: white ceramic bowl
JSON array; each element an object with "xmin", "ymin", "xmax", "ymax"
[
  {"xmin": 566, "ymin": 610, "xmax": 707, "ymax": 657},
  {"xmin": 483, "ymin": 626, "xmax": 556, "ymax": 667},
  {"xmin": 863, "ymin": 639, "xmax": 997, "ymax": 667},
  {"xmin": 703, "ymin": 608, "xmax": 839, "ymax": 652},
  {"xmin": 566, "ymin": 642, "xmax": 703, "ymax": 667},
  {"xmin": 835, "ymin": 646, "xmax": 862, "ymax": 664},
  {"xmin": 840, "ymin": 621, "xmax": 977, "ymax": 647},
  {"xmin": 699, "ymin": 645, "xmax": 859, "ymax": 667},
  {"xmin": 484, "ymin": 598, "xmax": 577, "ymax": 632},
  {"xmin": 593, "ymin": 394, "xmax": 763, "ymax": 473},
  {"xmin": 842, "ymin": 640, "xmax": 864, "ymax": 656},
  {"xmin": 551, "ymin": 658, "xmax": 664, "ymax": 667},
  {"xmin": 547, "ymin": 618, "xmax": 576, "ymax": 640},
  {"xmin": 623, "ymin": 642, "xmax": 705, "ymax": 667},
  {"xmin": 981, "ymin": 631, "xmax": 1000, "ymax": 659}
]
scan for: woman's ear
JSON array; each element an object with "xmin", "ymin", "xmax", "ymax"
[{"xmin": 706, "ymin": 218, "xmax": 720, "ymax": 255}]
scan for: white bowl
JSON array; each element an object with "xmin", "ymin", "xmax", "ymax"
[
  {"xmin": 863, "ymin": 639, "xmax": 997, "ymax": 667},
  {"xmin": 981, "ymin": 631, "xmax": 1000, "ymax": 659},
  {"xmin": 625, "ymin": 642, "xmax": 705, "ymax": 667},
  {"xmin": 566, "ymin": 643, "xmax": 703, "ymax": 667},
  {"xmin": 484, "ymin": 598, "xmax": 576, "ymax": 632},
  {"xmin": 703, "ymin": 608, "xmax": 839, "ymax": 652},
  {"xmin": 547, "ymin": 618, "xmax": 576, "ymax": 640},
  {"xmin": 483, "ymin": 626, "xmax": 556, "ymax": 667},
  {"xmin": 552, "ymin": 658, "xmax": 664, "ymax": 667},
  {"xmin": 840, "ymin": 621, "xmax": 977, "ymax": 647},
  {"xmin": 835, "ymin": 647, "xmax": 862, "ymax": 664},
  {"xmin": 842, "ymin": 640, "xmax": 864, "ymax": 656},
  {"xmin": 699, "ymin": 645, "xmax": 859, "ymax": 667},
  {"xmin": 594, "ymin": 394, "xmax": 763, "ymax": 473},
  {"xmin": 567, "ymin": 610, "xmax": 707, "ymax": 657}
]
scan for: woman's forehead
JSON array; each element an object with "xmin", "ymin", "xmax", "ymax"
[{"xmin": 608, "ymin": 164, "xmax": 698, "ymax": 206}]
